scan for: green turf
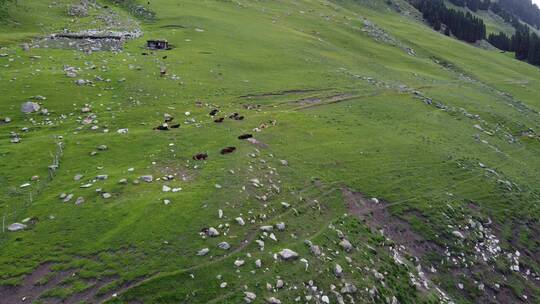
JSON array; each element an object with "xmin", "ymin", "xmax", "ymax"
[{"xmin": 0, "ymin": 0, "xmax": 539, "ymax": 303}]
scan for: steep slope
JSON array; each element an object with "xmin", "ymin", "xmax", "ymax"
[{"xmin": 0, "ymin": 0, "xmax": 539, "ymax": 303}]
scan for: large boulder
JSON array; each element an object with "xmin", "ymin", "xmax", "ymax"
[
  {"xmin": 8, "ymin": 223, "xmax": 27, "ymax": 232},
  {"xmin": 278, "ymin": 249, "xmax": 299, "ymax": 261},
  {"xmin": 21, "ymin": 102, "xmax": 40, "ymax": 114}
]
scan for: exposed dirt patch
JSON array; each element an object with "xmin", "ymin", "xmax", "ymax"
[
  {"xmin": 63, "ymin": 276, "xmax": 118, "ymax": 304},
  {"xmin": 295, "ymin": 93, "xmax": 358, "ymax": 108},
  {"xmin": 34, "ymin": 30, "xmax": 141, "ymax": 52},
  {"xmin": 239, "ymin": 88, "xmax": 330, "ymax": 99},
  {"xmin": 0, "ymin": 263, "xmax": 77, "ymax": 304},
  {"xmin": 344, "ymin": 188, "xmax": 538, "ymax": 303},
  {"xmin": 342, "ymin": 188, "xmax": 443, "ymax": 258}
]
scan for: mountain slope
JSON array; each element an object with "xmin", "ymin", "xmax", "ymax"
[{"xmin": 0, "ymin": 0, "xmax": 539, "ymax": 303}]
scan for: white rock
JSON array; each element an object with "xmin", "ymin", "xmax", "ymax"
[
  {"xmin": 217, "ymin": 242, "xmax": 230, "ymax": 250},
  {"xmin": 75, "ymin": 197, "xmax": 85, "ymax": 205},
  {"xmin": 260, "ymin": 225, "xmax": 273, "ymax": 232},
  {"xmin": 244, "ymin": 291, "xmax": 257, "ymax": 303},
  {"xmin": 21, "ymin": 102, "xmax": 40, "ymax": 113},
  {"xmin": 197, "ymin": 248, "xmax": 209, "ymax": 256},
  {"xmin": 278, "ymin": 249, "xmax": 299, "ymax": 260},
  {"xmin": 235, "ymin": 217, "xmax": 245, "ymax": 226},
  {"xmin": 452, "ymin": 231, "xmax": 465, "ymax": 239},
  {"xmin": 208, "ymin": 227, "xmax": 220, "ymax": 237},
  {"xmin": 339, "ymin": 239, "xmax": 353, "ymax": 252},
  {"xmin": 266, "ymin": 297, "xmax": 281, "ymax": 304},
  {"xmin": 335, "ymin": 264, "xmax": 343, "ymax": 277},
  {"xmin": 139, "ymin": 175, "xmax": 153, "ymax": 183},
  {"xmin": 7, "ymin": 223, "xmax": 27, "ymax": 232},
  {"xmin": 234, "ymin": 259, "xmax": 245, "ymax": 267}
]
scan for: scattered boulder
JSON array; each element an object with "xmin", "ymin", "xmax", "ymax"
[
  {"xmin": 197, "ymin": 248, "xmax": 210, "ymax": 256},
  {"xmin": 341, "ymin": 283, "xmax": 357, "ymax": 294},
  {"xmin": 63, "ymin": 193, "xmax": 74, "ymax": 203},
  {"xmin": 217, "ymin": 242, "xmax": 231, "ymax": 250},
  {"xmin": 339, "ymin": 239, "xmax": 353, "ymax": 252},
  {"xmin": 321, "ymin": 295, "xmax": 330, "ymax": 304},
  {"xmin": 7, "ymin": 223, "xmax": 27, "ymax": 232},
  {"xmin": 234, "ymin": 259, "xmax": 245, "ymax": 267},
  {"xmin": 235, "ymin": 217, "xmax": 245, "ymax": 226},
  {"xmin": 278, "ymin": 249, "xmax": 299, "ymax": 261},
  {"xmin": 139, "ymin": 175, "xmax": 153, "ymax": 183},
  {"xmin": 244, "ymin": 292, "xmax": 257, "ymax": 303},
  {"xmin": 21, "ymin": 102, "xmax": 40, "ymax": 114},
  {"xmin": 452, "ymin": 230, "xmax": 465, "ymax": 239},
  {"xmin": 260, "ymin": 225, "xmax": 273, "ymax": 232},
  {"xmin": 310, "ymin": 245, "xmax": 322, "ymax": 256},
  {"xmin": 207, "ymin": 227, "xmax": 220, "ymax": 237},
  {"xmin": 266, "ymin": 297, "xmax": 281, "ymax": 304},
  {"xmin": 334, "ymin": 264, "xmax": 343, "ymax": 277}
]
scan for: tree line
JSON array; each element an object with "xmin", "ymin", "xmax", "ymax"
[
  {"xmin": 409, "ymin": 0, "xmax": 540, "ymax": 67},
  {"xmin": 447, "ymin": 0, "xmax": 540, "ymax": 29},
  {"xmin": 488, "ymin": 25, "xmax": 540, "ymax": 66},
  {"xmin": 409, "ymin": 0, "xmax": 486, "ymax": 42}
]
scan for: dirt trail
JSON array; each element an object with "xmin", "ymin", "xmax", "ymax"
[
  {"xmin": 0, "ymin": 263, "xmax": 77, "ymax": 304},
  {"xmin": 239, "ymin": 88, "xmax": 331, "ymax": 98},
  {"xmin": 97, "ymin": 229, "xmax": 259, "ymax": 303}
]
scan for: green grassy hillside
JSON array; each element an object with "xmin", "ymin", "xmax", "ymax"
[{"xmin": 0, "ymin": 0, "xmax": 539, "ymax": 303}]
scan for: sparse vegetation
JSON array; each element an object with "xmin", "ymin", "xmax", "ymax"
[{"xmin": 0, "ymin": 0, "xmax": 539, "ymax": 303}]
